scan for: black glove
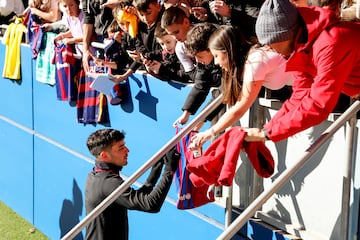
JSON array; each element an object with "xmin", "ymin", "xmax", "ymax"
[
  {"xmin": 164, "ymin": 146, "xmax": 181, "ymax": 172},
  {"xmin": 144, "ymin": 158, "xmax": 164, "ymax": 187}
]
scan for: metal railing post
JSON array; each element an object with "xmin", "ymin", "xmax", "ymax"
[
  {"xmin": 342, "ymin": 103, "xmax": 357, "ymax": 240},
  {"xmin": 216, "ymin": 100, "xmax": 360, "ymax": 240},
  {"xmin": 61, "ymin": 94, "xmax": 223, "ymax": 240},
  {"xmin": 224, "ymin": 186, "xmax": 233, "ymax": 227}
]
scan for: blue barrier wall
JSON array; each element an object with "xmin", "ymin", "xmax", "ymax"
[{"xmin": 0, "ymin": 44, "xmax": 225, "ymax": 239}]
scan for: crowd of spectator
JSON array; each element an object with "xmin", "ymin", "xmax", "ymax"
[{"xmin": 1, "ymin": 0, "xmax": 360, "ymax": 141}]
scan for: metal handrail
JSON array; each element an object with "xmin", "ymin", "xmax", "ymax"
[
  {"xmin": 61, "ymin": 94, "xmax": 223, "ymax": 240},
  {"xmin": 216, "ymin": 100, "xmax": 360, "ymax": 240}
]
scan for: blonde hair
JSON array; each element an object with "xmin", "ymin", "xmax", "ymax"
[{"xmin": 113, "ymin": 7, "xmax": 139, "ymax": 38}]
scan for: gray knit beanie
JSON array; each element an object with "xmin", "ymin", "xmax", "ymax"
[{"xmin": 255, "ymin": 0, "xmax": 300, "ymax": 45}]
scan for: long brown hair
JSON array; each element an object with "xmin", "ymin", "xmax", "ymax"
[{"xmin": 208, "ymin": 25, "xmax": 250, "ymax": 106}]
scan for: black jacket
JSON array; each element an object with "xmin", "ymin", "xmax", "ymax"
[
  {"xmin": 209, "ymin": 0, "xmax": 263, "ymax": 41},
  {"xmin": 129, "ymin": 7, "xmax": 165, "ymax": 72},
  {"xmin": 82, "ymin": 0, "xmax": 113, "ymax": 37},
  {"xmin": 104, "ymin": 33, "xmax": 137, "ymax": 74},
  {"xmin": 182, "ymin": 61, "xmax": 222, "ymax": 114},
  {"xmin": 85, "ymin": 161, "xmax": 173, "ymax": 240},
  {"xmin": 157, "ymin": 52, "xmax": 193, "ymax": 83}
]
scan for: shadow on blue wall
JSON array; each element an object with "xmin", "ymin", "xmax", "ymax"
[
  {"xmin": 125, "ymin": 74, "xmax": 188, "ymax": 121},
  {"xmin": 116, "ymin": 74, "xmax": 159, "ymax": 120},
  {"xmin": 59, "ymin": 179, "xmax": 83, "ymax": 240},
  {"xmin": 134, "ymin": 74, "xmax": 159, "ymax": 120}
]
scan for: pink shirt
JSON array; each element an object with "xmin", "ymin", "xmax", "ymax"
[{"xmin": 243, "ymin": 46, "xmax": 293, "ymax": 90}]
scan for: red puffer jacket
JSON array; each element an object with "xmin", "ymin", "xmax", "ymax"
[{"xmin": 265, "ymin": 6, "xmax": 360, "ymax": 142}]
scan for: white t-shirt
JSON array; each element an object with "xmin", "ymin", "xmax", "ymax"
[
  {"xmin": 64, "ymin": 11, "xmax": 84, "ymax": 55},
  {"xmin": 243, "ymin": 46, "xmax": 293, "ymax": 90},
  {"xmin": 175, "ymin": 41, "xmax": 195, "ymax": 73}
]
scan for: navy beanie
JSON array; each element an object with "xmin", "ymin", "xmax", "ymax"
[{"xmin": 255, "ymin": 0, "xmax": 300, "ymax": 45}]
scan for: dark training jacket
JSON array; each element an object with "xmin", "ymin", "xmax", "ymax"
[{"xmin": 85, "ymin": 161, "xmax": 173, "ymax": 240}]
